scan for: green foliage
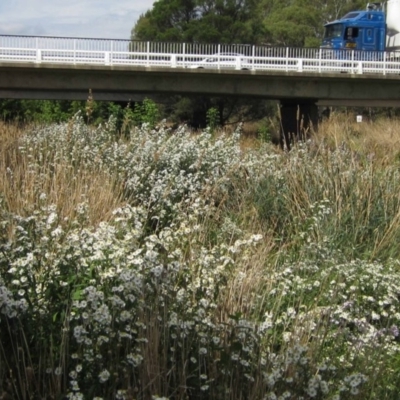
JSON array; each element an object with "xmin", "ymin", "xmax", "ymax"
[
  {"xmin": 261, "ymin": 0, "xmax": 354, "ymax": 47},
  {"xmin": 133, "ymin": 0, "xmax": 199, "ymax": 42},
  {"xmin": 191, "ymin": 0, "xmax": 262, "ymax": 44},
  {"xmin": 132, "ymin": 98, "xmax": 160, "ymax": 129},
  {"xmin": 256, "ymin": 0, "xmax": 368, "ymax": 47},
  {"xmin": 264, "ymin": 4, "xmax": 321, "ymax": 47},
  {"xmin": 206, "ymin": 106, "xmax": 220, "ymax": 132},
  {"xmin": 257, "ymin": 123, "xmax": 272, "ymax": 142},
  {"xmin": 133, "ymin": 0, "xmax": 261, "ymax": 44},
  {"xmin": 0, "ymin": 100, "xmax": 72, "ymax": 123},
  {"xmin": 0, "ymin": 98, "xmax": 152, "ymax": 131}
]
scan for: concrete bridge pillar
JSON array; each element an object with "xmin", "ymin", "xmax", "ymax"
[{"xmin": 279, "ymin": 100, "xmax": 318, "ymax": 150}]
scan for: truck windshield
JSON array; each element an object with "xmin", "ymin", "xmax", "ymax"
[
  {"xmin": 341, "ymin": 12, "xmax": 360, "ymax": 19},
  {"xmin": 324, "ymin": 24, "xmax": 343, "ymax": 39}
]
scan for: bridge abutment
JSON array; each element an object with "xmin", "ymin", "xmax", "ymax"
[{"xmin": 279, "ymin": 100, "xmax": 318, "ymax": 150}]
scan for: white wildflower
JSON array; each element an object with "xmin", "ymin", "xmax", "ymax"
[{"xmin": 98, "ymin": 369, "xmax": 110, "ymax": 383}]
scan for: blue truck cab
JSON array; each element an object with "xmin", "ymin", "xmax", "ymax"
[{"xmin": 321, "ymin": 3, "xmax": 386, "ymax": 52}]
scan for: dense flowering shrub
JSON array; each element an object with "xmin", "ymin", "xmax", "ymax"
[{"xmin": 1, "ymin": 117, "xmax": 400, "ymax": 399}]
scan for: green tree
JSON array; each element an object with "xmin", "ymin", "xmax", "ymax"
[
  {"xmin": 132, "ymin": 98, "xmax": 160, "ymax": 129},
  {"xmin": 263, "ymin": 4, "xmax": 321, "ymax": 47},
  {"xmin": 191, "ymin": 0, "xmax": 262, "ymax": 44},
  {"xmin": 260, "ymin": 0, "xmax": 367, "ymax": 47},
  {"xmin": 132, "ymin": 0, "xmax": 262, "ymax": 44},
  {"xmin": 320, "ymin": 0, "xmax": 367, "ymax": 22},
  {"xmin": 132, "ymin": 0, "xmax": 199, "ymax": 42}
]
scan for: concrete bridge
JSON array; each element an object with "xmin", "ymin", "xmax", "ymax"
[{"xmin": 1, "ymin": 35, "xmax": 400, "ymax": 145}]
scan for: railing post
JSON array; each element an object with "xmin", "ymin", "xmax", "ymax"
[
  {"xmin": 286, "ymin": 47, "xmax": 289, "ymax": 72},
  {"xmin": 36, "ymin": 49, "xmax": 42, "ymax": 63},
  {"xmin": 105, "ymin": 51, "xmax": 110, "ymax": 66},
  {"xmin": 73, "ymin": 39, "xmax": 76, "ymax": 65},
  {"xmin": 297, "ymin": 58, "xmax": 303, "ymax": 72},
  {"xmin": 252, "ymin": 45, "xmax": 255, "ymax": 70},
  {"xmin": 357, "ymin": 62, "xmax": 363, "ymax": 74},
  {"xmin": 171, "ymin": 54, "xmax": 177, "ymax": 68},
  {"xmin": 218, "ymin": 44, "xmax": 221, "ymax": 69},
  {"xmin": 235, "ymin": 56, "xmax": 241, "ymax": 70},
  {"xmin": 35, "ymin": 37, "xmax": 41, "ymax": 63},
  {"xmin": 146, "ymin": 41, "xmax": 150, "ymax": 67},
  {"xmin": 383, "ymin": 51, "xmax": 386, "ymax": 75},
  {"xmin": 183, "ymin": 42, "xmax": 186, "ymax": 68},
  {"xmin": 351, "ymin": 50, "xmax": 355, "ymax": 74},
  {"xmin": 319, "ymin": 48, "xmax": 321, "ymax": 73},
  {"xmin": 110, "ymin": 40, "xmax": 113, "ymax": 66}
]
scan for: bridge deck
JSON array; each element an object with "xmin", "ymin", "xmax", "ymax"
[{"xmin": 0, "ymin": 35, "xmax": 400, "ymax": 107}]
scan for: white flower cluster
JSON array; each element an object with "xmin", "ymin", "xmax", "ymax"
[{"xmin": 0, "ymin": 277, "xmax": 28, "ymax": 319}]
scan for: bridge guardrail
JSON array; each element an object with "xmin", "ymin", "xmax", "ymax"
[{"xmin": 1, "ymin": 35, "xmax": 400, "ymax": 75}]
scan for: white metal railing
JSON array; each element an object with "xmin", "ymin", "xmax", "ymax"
[{"xmin": 1, "ymin": 35, "xmax": 400, "ymax": 75}]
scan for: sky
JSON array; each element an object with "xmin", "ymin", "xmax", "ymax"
[{"xmin": 0, "ymin": 0, "xmax": 156, "ymax": 40}]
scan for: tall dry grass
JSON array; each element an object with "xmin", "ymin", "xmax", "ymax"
[
  {"xmin": 315, "ymin": 112, "xmax": 400, "ymax": 163},
  {"xmin": 0, "ymin": 122, "xmax": 125, "ymax": 232}
]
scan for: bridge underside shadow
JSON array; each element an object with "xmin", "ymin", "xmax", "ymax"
[{"xmin": 279, "ymin": 100, "xmax": 319, "ymax": 150}]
